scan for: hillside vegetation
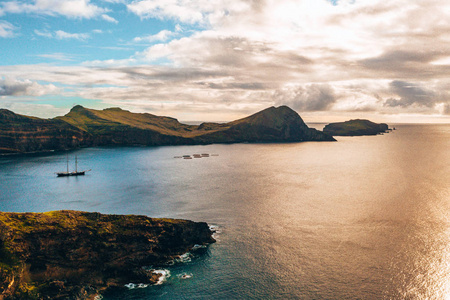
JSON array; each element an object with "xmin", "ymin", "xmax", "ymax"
[{"xmin": 0, "ymin": 105, "xmax": 335, "ymax": 154}]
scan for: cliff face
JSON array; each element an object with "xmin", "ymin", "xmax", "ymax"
[
  {"xmin": 0, "ymin": 109, "xmax": 88, "ymax": 154},
  {"xmin": 0, "ymin": 105, "xmax": 335, "ymax": 154},
  {"xmin": 323, "ymin": 119, "xmax": 389, "ymax": 136},
  {"xmin": 0, "ymin": 210, "xmax": 215, "ymax": 299}
]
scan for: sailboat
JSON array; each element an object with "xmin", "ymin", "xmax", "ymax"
[{"xmin": 57, "ymin": 155, "xmax": 91, "ymax": 177}]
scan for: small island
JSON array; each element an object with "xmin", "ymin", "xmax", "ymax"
[
  {"xmin": 0, "ymin": 210, "xmax": 215, "ymax": 299},
  {"xmin": 323, "ymin": 119, "xmax": 389, "ymax": 136}
]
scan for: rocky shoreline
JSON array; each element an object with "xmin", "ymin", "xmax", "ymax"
[{"xmin": 0, "ymin": 210, "xmax": 215, "ymax": 299}]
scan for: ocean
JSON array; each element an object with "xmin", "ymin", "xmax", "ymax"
[{"xmin": 1, "ymin": 124, "xmax": 449, "ymax": 299}]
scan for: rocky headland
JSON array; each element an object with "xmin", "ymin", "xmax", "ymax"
[
  {"xmin": 0, "ymin": 210, "xmax": 215, "ymax": 299},
  {"xmin": 0, "ymin": 105, "xmax": 335, "ymax": 154},
  {"xmin": 323, "ymin": 119, "xmax": 389, "ymax": 136}
]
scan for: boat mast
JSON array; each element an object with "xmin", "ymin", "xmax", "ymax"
[
  {"xmin": 75, "ymin": 155, "xmax": 78, "ymax": 173},
  {"xmin": 66, "ymin": 155, "xmax": 69, "ymax": 173}
]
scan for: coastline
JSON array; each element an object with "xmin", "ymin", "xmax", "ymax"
[{"xmin": 0, "ymin": 210, "xmax": 215, "ymax": 299}]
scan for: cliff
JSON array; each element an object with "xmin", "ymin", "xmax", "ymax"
[
  {"xmin": 0, "ymin": 210, "xmax": 215, "ymax": 299},
  {"xmin": 193, "ymin": 106, "xmax": 335, "ymax": 143},
  {"xmin": 0, "ymin": 109, "xmax": 87, "ymax": 154},
  {"xmin": 0, "ymin": 105, "xmax": 335, "ymax": 154},
  {"xmin": 323, "ymin": 119, "xmax": 389, "ymax": 136}
]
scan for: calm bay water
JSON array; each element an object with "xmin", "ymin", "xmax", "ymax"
[{"xmin": 1, "ymin": 124, "xmax": 449, "ymax": 299}]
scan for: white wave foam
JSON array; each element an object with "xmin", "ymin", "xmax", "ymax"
[
  {"xmin": 124, "ymin": 283, "xmax": 136, "ymax": 289},
  {"xmin": 177, "ymin": 272, "xmax": 193, "ymax": 279},
  {"xmin": 191, "ymin": 244, "xmax": 207, "ymax": 251},
  {"xmin": 209, "ymin": 224, "xmax": 221, "ymax": 240},
  {"xmin": 178, "ymin": 252, "xmax": 192, "ymax": 263},
  {"xmin": 209, "ymin": 224, "xmax": 221, "ymax": 235},
  {"xmin": 124, "ymin": 269, "xmax": 170, "ymax": 288},
  {"xmin": 153, "ymin": 269, "xmax": 171, "ymax": 285},
  {"xmin": 167, "ymin": 252, "xmax": 193, "ymax": 265},
  {"xmin": 124, "ymin": 283, "xmax": 150, "ymax": 289}
]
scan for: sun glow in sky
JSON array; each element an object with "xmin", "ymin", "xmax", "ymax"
[{"xmin": 0, "ymin": 0, "xmax": 449, "ymax": 123}]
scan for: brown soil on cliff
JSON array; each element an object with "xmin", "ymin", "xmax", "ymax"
[{"xmin": 0, "ymin": 210, "xmax": 215, "ymax": 299}]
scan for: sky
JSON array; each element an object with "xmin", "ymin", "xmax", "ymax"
[{"xmin": 0, "ymin": 0, "xmax": 449, "ymax": 123}]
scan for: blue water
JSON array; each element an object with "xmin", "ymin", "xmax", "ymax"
[{"xmin": 1, "ymin": 124, "xmax": 449, "ymax": 299}]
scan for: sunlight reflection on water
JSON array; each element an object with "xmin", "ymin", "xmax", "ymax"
[{"xmin": 0, "ymin": 124, "xmax": 449, "ymax": 299}]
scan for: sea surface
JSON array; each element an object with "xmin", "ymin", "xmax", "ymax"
[{"xmin": 1, "ymin": 124, "xmax": 449, "ymax": 299}]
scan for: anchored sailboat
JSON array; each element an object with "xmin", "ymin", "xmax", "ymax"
[{"xmin": 57, "ymin": 155, "xmax": 91, "ymax": 177}]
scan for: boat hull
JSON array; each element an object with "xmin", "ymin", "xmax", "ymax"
[{"xmin": 57, "ymin": 171, "xmax": 86, "ymax": 177}]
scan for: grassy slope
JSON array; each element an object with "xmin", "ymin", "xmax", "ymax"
[{"xmin": 56, "ymin": 105, "xmax": 227, "ymax": 138}]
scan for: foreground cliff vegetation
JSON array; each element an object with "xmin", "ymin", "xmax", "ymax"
[
  {"xmin": 0, "ymin": 210, "xmax": 215, "ymax": 299},
  {"xmin": 0, "ymin": 105, "xmax": 334, "ymax": 154}
]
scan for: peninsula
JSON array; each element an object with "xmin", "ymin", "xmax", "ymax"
[
  {"xmin": 0, "ymin": 105, "xmax": 335, "ymax": 154},
  {"xmin": 0, "ymin": 210, "xmax": 215, "ymax": 299},
  {"xmin": 323, "ymin": 119, "xmax": 389, "ymax": 136}
]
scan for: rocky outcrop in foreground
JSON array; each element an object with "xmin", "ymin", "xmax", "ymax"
[
  {"xmin": 323, "ymin": 119, "xmax": 389, "ymax": 136},
  {"xmin": 0, "ymin": 210, "xmax": 215, "ymax": 299},
  {"xmin": 0, "ymin": 105, "xmax": 335, "ymax": 154}
]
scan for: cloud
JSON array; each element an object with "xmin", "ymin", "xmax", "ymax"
[
  {"xmin": 0, "ymin": 20, "xmax": 17, "ymax": 38},
  {"xmin": 127, "ymin": 0, "xmax": 206, "ymax": 23},
  {"xmin": 54, "ymin": 30, "xmax": 89, "ymax": 41},
  {"xmin": 35, "ymin": 53, "xmax": 74, "ymax": 61},
  {"xmin": 2, "ymin": 0, "xmax": 450, "ymax": 122},
  {"xmin": 126, "ymin": 0, "xmax": 251, "ymax": 24},
  {"xmin": 0, "ymin": 77, "xmax": 59, "ymax": 96},
  {"xmin": 0, "ymin": 0, "xmax": 107, "ymax": 19},
  {"xmin": 384, "ymin": 81, "xmax": 437, "ymax": 108},
  {"xmin": 34, "ymin": 29, "xmax": 53, "ymax": 38},
  {"xmin": 101, "ymin": 14, "xmax": 118, "ymax": 23},
  {"xmin": 34, "ymin": 29, "xmax": 91, "ymax": 40},
  {"xmin": 134, "ymin": 29, "xmax": 175, "ymax": 42},
  {"xmin": 101, "ymin": 0, "xmax": 126, "ymax": 3},
  {"xmin": 273, "ymin": 84, "xmax": 338, "ymax": 111},
  {"xmin": 444, "ymin": 104, "xmax": 450, "ymax": 115}
]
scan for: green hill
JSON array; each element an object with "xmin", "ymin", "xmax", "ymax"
[{"xmin": 0, "ymin": 105, "xmax": 335, "ymax": 154}]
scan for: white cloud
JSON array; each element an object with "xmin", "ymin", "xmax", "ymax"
[
  {"xmin": 0, "ymin": 77, "xmax": 59, "ymax": 96},
  {"xmin": 34, "ymin": 29, "xmax": 90, "ymax": 40},
  {"xmin": 133, "ymin": 29, "xmax": 175, "ymax": 42},
  {"xmin": 34, "ymin": 29, "xmax": 53, "ymax": 38},
  {"xmin": 55, "ymin": 30, "xmax": 90, "ymax": 40},
  {"xmin": 101, "ymin": 0, "xmax": 127, "ymax": 3},
  {"xmin": 0, "ymin": 0, "xmax": 107, "ymax": 19},
  {"xmin": 127, "ymin": 0, "xmax": 216, "ymax": 23},
  {"xmin": 101, "ymin": 14, "xmax": 118, "ymax": 23},
  {"xmin": 35, "ymin": 53, "xmax": 74, "ymax": 61},
  {"xmin": 0, "ymin": 20, "xmax": 17, "ymax": 38}
]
